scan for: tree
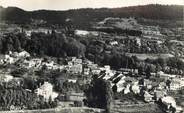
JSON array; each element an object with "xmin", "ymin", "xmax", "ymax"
[
  {"xmin": 145, "ymin": 66, "xmax": 151, "ymax": 79},
  {"xmin": 64, "ymin": 38, "xmax": 86, "ymax": 58},
  {"xmin": 13, "ymin": 36, "xmax": 22, "ymax": 52},
  {"xmin": 112, "ymin": 84, "xmax": 117, "ymax": 93},
  {"xmin": 85, "ymin": 77, "xmax": 113, "ymax": 113}
]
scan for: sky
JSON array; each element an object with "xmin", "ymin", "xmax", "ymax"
[{"xmin": 0, "ymin": 0, "xmax": 184, "ymax": 11}]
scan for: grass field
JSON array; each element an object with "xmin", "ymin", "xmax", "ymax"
[
  {"xmin": 0, "ymin": 107, "xmax": 104, "ymax": 113},
  {"xmin": 125, "ymin": 53, "xmax": 174, "ymax": 60},
  {"xmin": 112, "ymin": 102, "xmax": 164, "ymax": 113}
]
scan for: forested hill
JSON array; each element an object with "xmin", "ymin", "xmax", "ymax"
[{"xmin": 0, "ymin": 4, "xmax": 183, "ymax": 25}]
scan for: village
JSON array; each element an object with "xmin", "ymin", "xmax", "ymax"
[
  {"xmin": 0, "ymin": 5, "xmax": 184, "ymax": 112},
  {"xmin": 0, "ymin": 47, "xmax": 183, "ymax": 112}
]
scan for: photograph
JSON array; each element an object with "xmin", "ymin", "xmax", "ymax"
[{"xmin": 0, "ymin": 0, "xmax": 183, "ymax": 113}]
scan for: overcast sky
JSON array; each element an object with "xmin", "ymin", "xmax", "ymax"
[{"xmin": 1, "ymin": 0, "xmax": 184, "ymax": 11}]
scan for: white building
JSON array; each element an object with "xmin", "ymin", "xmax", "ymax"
[
  {"xmin": 0, "ymin": 74, "xmax": 14, "ymax": 82},
  {"xmin": 116, "ymin": 76, "xmax": 126, "ymax": 92},
  {"xmin": 144, "ymin": 91, "xmax": 153, "ymax": 102},
  {"xmin": 35, "ymin": 82, "xmax": 58, "ymax": 101},
  {"xmin": 68, "ymin": 79, "xmax": 77, "ymax": 83},
  {"xmin": 124, "ymin": 84, "xmax": 131, "ymax": 94},
  {"xmin": 131, "ymin": 82, "xmax": 140, "ymax": 94},
  {"xmin": 110, "ymin": 41, "xmax": 118, "ymax": 46},
  {"xmin": 23, "ymin": 58, "xmax": 42, "ymax": 69},
  {"xmin": 140, "ymin": 25, "xmax": 161, "ymax": 36},
  {"xmin": 67, "ymin": 58, "xmax": 83, "ymax": 74},
  {"xmin": 12, "ymin": 51, "xmax": 30, "ymax": 58},
  {"xmin": 4, "ymin": 55, "xmax": 15, "ymax": 64},
  {"xmin": 161, "ymin": 96, "xmax": 176, "ymax": 109},
  {"xmin": 18, "ymin": 51, "xmax": 30, "ymax": 58},
  {"xmin": 170, "ymin": 78, "xmax": 184, "ymax": 90},
  {"xmin": 75, "ymin": 30, "xmax": 90, "ymax": 36},
  {"xmin": 68, "ymin": 64, "xmax": 83, "ymax": 74},
  {"xmin": 83, "ymin": 68, "xmax": 90, "ymax": 75}
]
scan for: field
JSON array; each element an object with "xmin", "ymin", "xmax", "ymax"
[
  {"xmin": 0, "ymin": 107, "xmax": 104, "ymax": 113},
  {"xmin": 125, "ymin": 53, "xmax": 174, "ymax": 60},
  {"xmin": 112, "ymin": 103, "xmax": 164, "ymax": 113}
]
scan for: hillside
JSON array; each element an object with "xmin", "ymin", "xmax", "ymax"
[{"xmin": 0, "ymin": 4, "xmax": 183, "ymax": 27}]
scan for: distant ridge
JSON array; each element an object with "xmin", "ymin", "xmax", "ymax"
[{"xmin": 0, "ymin": 4, "xmax": 183, "ymax": 25}]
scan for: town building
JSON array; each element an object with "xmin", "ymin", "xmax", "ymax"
[
  {"xmin": 143, "ymin": 91, "xmax": 153, "ymax": 102},
  {"xmin": 35, "ymin": 82, "xmax": 58, "ymax": 101},
  {"xmin": 0, "ymin": 74, "xmax": 14, "ymax": 83},
  {"xmin": 170, "ymin": 78, "xmax": 184, "ymax": 90}
]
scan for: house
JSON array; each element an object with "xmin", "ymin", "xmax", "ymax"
[
  {"xmin": 143, "ymin": 91, "xmax": 153, "ymax": 102},
  {"xmin": 175, "ymin": 106, "xmax": 183, "ymax": 113},
  {"xmin": 83, "ymin": 68, "xmax": 90, "ymax": 75},
  {"xmin": 170, "ymin": 78, "xmax": 184, "ymax": 90},
  {"xmin": 161, "ymin": 96, "xmax": 177, "ymax": 112},
  {"xmin": 67, "ymin": 57, "xmax": 83, "ymax": 74},
  {"xmin": 140, "ymin": 25, "xmax": 161, "ymax": 36},
  {"xmin": 68, "ymin": 64, "xmax": 83, "ymax": 74},
  {"xmin": 11, "ymin": 77, "xmax": 24, "ymax": 86},
  {"xmin": 157, "ymin": 82, "xmax": 167, "ymax": 90},
  {"xmin": 161, "ymin": 95, "xmax": 183, "ymax": 113},
  {"xmin": 142, "ymin": 79, "xmax": 153, "ymax": 90},
  {"xmin": 91, "ymin": 69, "xmax": 101, "ymax": 75},
  {"xmin": 28, "ymin": 58, "xmax": 42, "ymax": 69},
  {"xmin": 4, "ymin": 55, "xmax": 15, "ymax": 64},
  {"xmin": 88, "ymin": 63, "xmax": 98, "ymax": 70},
  {"xmin": 111, "ymin": 73, "xmax": 123, "ymax": 81},
  {"xmin": 119, "ymin": 68, "xmax": 138, "ymax": 75},
  {"xmin": 33, "ymin": 58, "xmax": 42, "ymax": 65},
  {"xmin": 131, "ymin": 82, "xmax": 140, "ymax": 94},
  {"xmin": 116, "ymin": 76, "xmax": 126, "ymax": 92},
  {"xmin": 18, "ymin": 51, "xmax": 29, "ymax": 58},
  {"xmin": 154, "ymin": 90, "xmax": 167, "ymax": 101},
  {"xmin": 50, "ymin": 64, "xmax": 64, "ymax": 70},
  {"xmin": 25, "ymin": 30, "xmax": 32, "ymax": 36},
  {"xmin": 110, "ymin": 41, "xmax": 118, "ymax": 46},
  {"xmin": 74, "ymin": 30, "xmax": 90, "ymax": 36},
  {"xmin": 68, "ymin": 79, "xmax": 77, "ymax": 83},
  {"xmin": 35, "ymin": 82, "xmax": 58, "ymax": 101},
  {"xmin": 100, "ymin": 65, "xmax": 114, "ymax": 80},
  {"xmin": 0, "ymin": 55, "xmax": 5, "ymax": 64},
  {"xmin": 124, "ymin": 84, "xmax": 131, "ymax": 94},
  {"xmin": 135, "ymin": 37, "xmax": 141, "ymax": 46},
  {"xmin": 158, "ymin": 71, "xmax": 177, "ymax": 79},
  {"xmin": 0, "ymin": 74, "xmax": 13, "ymax": 82},
  {"xmin": 12, "ymin": 51, "xmax": 30, "ymax": 58},
  {"xmin": 42, "ymin": 61, "xmax": 54, "ymax": 69},
  {"xmin": 25, "ymin": 28, "xmax": 51, "ymax": 36},
  {"xmin": 73, "ymin": 58, "xmax": 82, "ymax": 64}
]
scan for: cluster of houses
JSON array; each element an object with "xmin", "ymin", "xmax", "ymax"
[
  {"xmin": 24, "ymin": 28, "xmax": 52, "ymax": 37},
  {"xmin": 139, "ymin": 25, "xmax": 162, "ymax": 36},
  {"xmin": 0, "ymin": 49, "xmax": 183, "ymax": 112},
  {"xmin": 40, "ymin": 56, "xmax": 183, "ymax": 111},
  {"xmin": 0, "ymin": 51, "xmax": 30, "ymax": 65},
  {"xmin": 66, "ymin": 57, "xmax": 83, "ymax": 74},
  {"xmin": 84, "ymin": 63, "xmax": 184, "ymax": 112},
  {"xmin": 0, "ymin": 51, "xmax": 64, "ymax": 71},
  {"xmin": 72, "ymin": 58, "xmax": 182, "ymax": 112}
]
